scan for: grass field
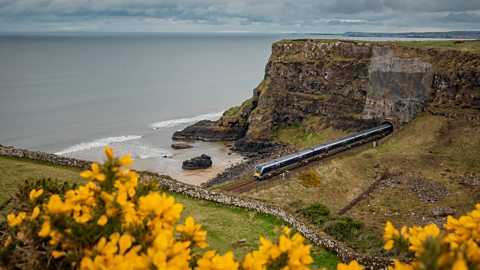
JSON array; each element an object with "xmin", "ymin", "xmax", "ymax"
[{"xmin": 0, "ymin": 155, "xmax": 338, "ymax": 269}]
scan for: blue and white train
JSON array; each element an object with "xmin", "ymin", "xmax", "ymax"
[{"xmin": 254, "ymin": 123, "xmax": 393, "ymax": 179}]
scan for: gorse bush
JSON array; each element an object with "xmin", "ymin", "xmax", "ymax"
[
  {"xmin": 0, "ymin": 147, "xmax": 314, "ymax": 270},
  {"xmin": 339, "ymin": 204, "xmax": 480, "ymax": 270}
]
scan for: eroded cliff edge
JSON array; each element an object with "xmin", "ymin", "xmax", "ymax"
[{"xmin": 173, "ymin": 39, "xmax": 480, "ymax": 143}]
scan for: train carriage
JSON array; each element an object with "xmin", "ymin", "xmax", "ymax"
[{"xmin": 254, "ymin": 123, "xmax": 393, "ymax": 179}]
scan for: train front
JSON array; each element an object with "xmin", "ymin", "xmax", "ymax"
[{"xmin": 254, "ymin": 165, "xmax": 262, "ymax": 178}]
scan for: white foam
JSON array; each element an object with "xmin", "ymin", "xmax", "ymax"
[
  {"xmin": 55, "ymin": 135, "xmax": 142, "ymax": 155},
  {"xmin": 149, "ymin": 111, "xmax": 224, "ymax": 129}
]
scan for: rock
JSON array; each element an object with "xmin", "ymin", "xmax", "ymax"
[
  {"xmin": 171, "ymin": 143, "xmax": 193, "ymax": 150},
  {"xmin": 172, "ymin": 120, "xmax": 244, "ymax": 141},
  {"xmin": 408, "ymin": 177, "xmax": 450, "ymax": 203},
  {"xmin": 459, "ymin": 172, "xmax": 480, "ymax": 186},
  {"xmin": 432, "ymin": 206, "xmax": 456, "ymax": 217},
  {"xmin": 182, "ymin": 154, "xmax": 212, "ymax": 170},
  {"xmin": 231, "ymin": 139, "xmax": 282, "ymax": 158}
]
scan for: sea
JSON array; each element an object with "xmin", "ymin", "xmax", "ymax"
[{"xmin": 0, "ymin": 33, "xmax": 452, "ymax": 184}]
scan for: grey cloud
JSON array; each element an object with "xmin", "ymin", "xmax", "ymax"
[{"xmin": 0, "ymin": 0, "xmax": 478, "ymax": 32}]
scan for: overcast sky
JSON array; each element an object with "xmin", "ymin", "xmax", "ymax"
[{"xmin": 0, "ymin": 0, "xmax": 479, "ymax": 33}]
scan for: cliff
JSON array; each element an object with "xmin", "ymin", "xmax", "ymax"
[{"xmin": 173, "ymin": 39, "xmax": 480, "ymax": 143}]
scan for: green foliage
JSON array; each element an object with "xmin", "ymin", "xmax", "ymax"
[
  {"xmin": 274, "ymin": 124, "xmax": 327, "ymax": 149},
  {"xmin": 300, "ymin": 204, "xmax": 385, "ymax": 256},
  {"xmin": 301, "ymin": 203, "xmax": 330, "ymax": 224}
]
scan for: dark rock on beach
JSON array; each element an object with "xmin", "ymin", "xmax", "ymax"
[
  {"xmin": 171, "ymin": 143, "xmax": 193, "ymax": 150},
  {"xmin": 182, "ymin": 154, "xmax": 212, "ymax": 170},
  {"xmin": 172, "ymin": 120, "xmax": 244, "ymax": 141}
]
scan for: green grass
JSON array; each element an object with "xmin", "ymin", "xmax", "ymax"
[
  {"xmin": 0, "ymin": 155, "xmax": 338, "ymax": 269},
  {"xmin": 0, "ymin": 156, "xmax": 84, "ymax": 206},
  {"xmin": 382, "ymin": 40, "xmax": 480, "ymax": 54},
  {"xmin": 274, "ymin": 123, "xmax": 345, "ymax": 149}
]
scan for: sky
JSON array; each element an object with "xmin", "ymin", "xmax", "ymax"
[{"xmin": 0, "ymin": 0, "xmax": 479, "ymax": 33}]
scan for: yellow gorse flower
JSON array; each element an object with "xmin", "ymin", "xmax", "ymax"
[
  {"xmin": 80, "ymin": 163, "xmax": 106, "ymax": 182},
  {"xmin": 337, "ymin": 260, "xmax": 364, "ymax": 270},
  {"xmin": 6, "ymin": 211, "xmax": 27, "ymax": 227},
  {"xmin": 29, "ymin": 188, "xmax": 44, "ymax": 202},
  {"xmin": 176, "ymin": 217, "xmax": 208, "ymax": 249},
  {"xmin": 242, "ymin": 226, "xmax": 313, "ymax": 270}
]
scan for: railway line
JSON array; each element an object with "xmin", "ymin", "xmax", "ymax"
[{"xmin": 221, "ymin": 123, "xmax": 393, "ymax": 193}]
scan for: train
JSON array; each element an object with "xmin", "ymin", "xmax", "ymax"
[{"xmin": 253, "ymin": 122, "xmax": 393, "ymax": 179}]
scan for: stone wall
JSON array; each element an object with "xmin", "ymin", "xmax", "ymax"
[{"xmin": 0, "ymin": 144, "xmax": 391, "ymax": 269}]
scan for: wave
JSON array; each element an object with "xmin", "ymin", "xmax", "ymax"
[
  {"xmin": 55, "ymin": 135, "xmax": 142, "ymax": 155},
  {"xmin": 149, "ymin": 111, "xmax": 224, "ymax": 129}
]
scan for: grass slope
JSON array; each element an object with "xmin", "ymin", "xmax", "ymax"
[
  {"xmin": 246, "ymin": 113, "xmax": 480, "ymax": 254},
  {"xmin": 0, "ymin": 155, "xmax": 338, "ymax": 269}
]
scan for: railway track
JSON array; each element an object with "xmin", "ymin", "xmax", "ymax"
[
  {"xmin": 221, "ymin": 137, "xmax": 389, "ymax": 194},
  {"xmin": 222, "ymin": 178, "xmax": 260, "ymax": 193}
]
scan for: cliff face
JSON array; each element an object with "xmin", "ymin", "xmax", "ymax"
[{"xmin": 174, "ymin": 40, "xmax": 480, "ymax": 142}]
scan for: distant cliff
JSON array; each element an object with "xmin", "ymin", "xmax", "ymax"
[{"xmin": 173, "ymin": 39, "xmax": 480, "ymax": 142}]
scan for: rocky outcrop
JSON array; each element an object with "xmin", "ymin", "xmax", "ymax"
[
  {"xmin": 171, "ymin": 143, "xmax": 193, "ymax": 149},
  {"xmin": 174, "ymin": 40, "xmax": 480, "ymax": 142},
  {"xmin": 363, "ymin": 46, "xmax": 433, "ymax": 123},
  {"xmin": 172, "ymin": 120, "xmax": 243, "ymax": 141},
  {"xmin": 182, "ymin": 154, "xmax": 212, "ymax": 170}
]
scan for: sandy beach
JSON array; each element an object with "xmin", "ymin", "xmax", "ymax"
[{"xmin": 64, "ymin": 140, "xmax": 244, "ymax": 186}]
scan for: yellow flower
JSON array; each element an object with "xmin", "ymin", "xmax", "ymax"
[
  {"xmin": 383, "ymin": 221, "xmax": 400, "ymax": 250},
  {"xmin": 46, "ymin": 194, "xmax": 71, "ymax": 214},
  {"xmin": 105, "ymin": 146, "xmax": 114, "ymax": 160},
  {"xmin": 119, "ymin": 154, "xmax": 134, "ymax": 168},
  {"xmin": 30, "ymin": 206, "xmax": 40, "ymax": 220},
  {"xmin": 7, "ymin": 212, "xmax": 27, "ymax": 227},
  {"xmin": 452, "ymin": 255, "xmax": 468, "ymax": 270},
  {"xmin": 29, "ymin": 188, "xmax": 44, "ymax": 202},
  {"xmin": 38, "ymin": 220, "xmax": 51, "ymax": 237},
  {"xmin": 337, "ymin": 260, "xmax": 363, "ymax": 270},
  {"xmin": 387, "ymin": 260, "xmax": 414, "ymax": 270},
  {"xmin": 196, "ymin": 250, "xmax": 238, "ymax": 270},
  {"xmin": 97, "ymin": 215, "xmax": 108, "ymax": 226},
  {"xmin": 52, "ymin": 250, "xmax": 65, "ymax": 259},
  {"xmin": 176, "ymin": 216, "xmax": 208, "ymax": 249},
  {"xmin": 3, "ymin": 236, "xmax": 12, "ymax": 248},
  {"xmin": 408, "ymin": 224, "xmax": 440, "ymax": 256},
  {"xmin": 119, "ymin": 233, "xmax": 133, "ymax": 254},
  {"xmin": 80, "ymin": 163, "xmax": 106, "ymax": 181}
]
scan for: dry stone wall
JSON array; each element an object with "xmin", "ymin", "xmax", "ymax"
[{"xmin": 0, "ymin": 144, "xmax": 391, "ymax": 269}]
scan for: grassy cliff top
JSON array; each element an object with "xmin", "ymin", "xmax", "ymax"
[{"xmin": 277, "ymin": 39, "xmax": 480, "ymax": 54}]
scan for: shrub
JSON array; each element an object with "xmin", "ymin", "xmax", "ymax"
[
  {"xmin": 300, "ymin": 203, "xmax": 330, "ymax": 226},
  {"xmin": 298, "ymin": 170, "xmax": 321, "ymax": 188},
  {"xmin": 0, "ymin": 147, "xmax": 314, "ymax": 270},
  {"xmin": 343, "ymin": 203, "xmax": 480, "ymax": 269}
]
